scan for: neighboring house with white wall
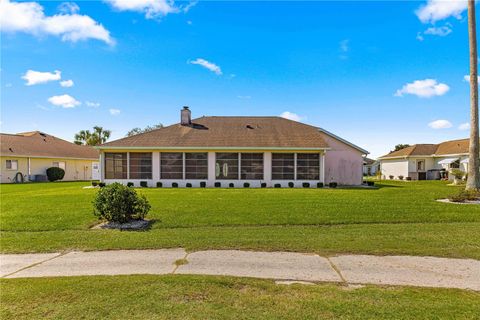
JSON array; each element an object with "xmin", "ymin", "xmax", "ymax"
[
  {"xmin": 96, "ymin": 107, "xmax": 368, "ymax": 187},
  {"xmin": 363, "ymin": 157, "xmax": 379, "ymax": 176},
  {"xmin": 378, "ymin": 138, "xmax": 475, "ymax": 180},
  {"xmin": 0, "ymin": 131, "xmax": 99, "ymax": 183}
]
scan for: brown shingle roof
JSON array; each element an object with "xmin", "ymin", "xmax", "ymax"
[
  {"xmin": 379, "ymin": 138, "xmax": 470, "ymax": 159},
  {"xmin": 1, "ymin": 131, "xmax": 98, "ymax": 159},
  {"xmin": 100, "ymin": 116, "xmax": 330, "ymax": 149}
]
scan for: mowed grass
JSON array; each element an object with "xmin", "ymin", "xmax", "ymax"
[
  {"xmin": 1, "ymin": 181, "xmax": 479, "ymax": 257},
  {"xmin": 1, "ymin": 275, "xmax": 479, "ymax": 319}
]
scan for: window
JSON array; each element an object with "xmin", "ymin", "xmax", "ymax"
[
  {"xmin": 296, "ymin": 153, "xmax": 320, "ymax": 180},
  {"xmin": 105, "ymin": 153, "xmax": 127, "ymax": 179},
  {"xmin": 161, "ymin": 153, "xmax": 183, "ymax": 179},
  {"xmin": 129, "ymin": 153, "xmax": 152, "ymax": 179},
  {"xmin": 272, "ymin": 153, "xmax": 294, "ymax": 180},
  {"xmin": 185, "ymin": 153, "xmax": 208, "ymax": 179},
  {"xmin": 416, "ymin": 160, "xmax": 425, "ymax": 172},
  {"xmin": 449, "ymin": 160, "xmax": 460, "ymax": 169},
  {"xmin": 53, "ymin": 161, "xmax": 66, "ymax": 170},
  {"xmin": 215, "ymin": 153, "xmax": 239, "ymax": 180},
  {"xmin": 6, "ymin": 160, "xmax": 18, "ymax": 170},
  {"xmin": 240, "ymin": 153, "xmax": 264, "ymax": 180}
]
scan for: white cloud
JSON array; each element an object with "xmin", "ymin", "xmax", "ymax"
[
  {"xmin": 189, "ymin": 58, "xmax": 222, "ymax": 75},
  {"xmin": 339, "ymin": 39, "xmax": 349, "ymax": 52},
  {"xmin": 109, "ymin": 108, "xmax": 121, "ymax": 115},
  {"xmin": 22, "ymin": 70, "xmax": 61, "ymax": 86},
  {"xmin": 280, "ymin": 111, "xmax": 303, "ymax": 122},
  {"xmin": 48, "ymin": 94, "xmax": 81, "ymax": 108},
  {"xmin": 58, "ymin": 2, "xmax": 80, "ymax": 14},
  {"xmin": 395, "ymin": 79, "xmax": 450, "ymax": 98},
  {"xmin": 86, "ymin": 101, "xmax": 100, "ymax": 108},
  {"xmin": 0, "ymin": 0, "xmax": 114, "ymax": 45},
  {"xmin": 428, "ymin": 119, "xmax": 453, "ymax": 129},
  {"xmin": 60, "ymin": 79, "xmax": 74, "ymax": 87},
  {"xmin": 463, "ymin": 74, "xmax": 480, "ymax": 82},
  {"xmin": 416, "ymin": 0, "xmax": 467, "ymax": 24},
  {"xmin": 459, "ymin": 122, "xmax": 470, "ymax": 130},
  {"xmin": 424, "ymin": 25, "xmax": 452, "ymax": 36},
  {"xmin": 416, "ymin": 32, "xmax": 425, "ymax": 41},
  {"xmin": 105, "ymin": 0, "xmax": 196, "ymax": 19}
]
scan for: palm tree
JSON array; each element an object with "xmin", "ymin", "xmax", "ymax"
[
  {"xmin": 74, "ymin": 126, "xmax": 111, "ymax": 146},
  {"xmin": 466, "ymin": 0, "xmax": 480, "ymax": 190}
]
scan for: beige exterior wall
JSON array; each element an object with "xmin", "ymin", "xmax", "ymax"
[
  {"xmin": 380, "ymin": 159, "xmax": 409, "ymax": 179},
  {"xmin": 0, "ymin": 156, "xmax": 97, "ymax": 183}
]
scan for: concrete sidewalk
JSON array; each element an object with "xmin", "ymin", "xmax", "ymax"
[{"xmin": 1, "ymin": 249, "xmax": 479, "ymax": 291}]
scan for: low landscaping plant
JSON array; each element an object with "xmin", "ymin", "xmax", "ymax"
[
  {"xmin": 317, "ymin": 182, "xmax": 324, "ymax": 188},
  {"xmin": 367, "ymin": 181, "xmax": 375, "ymax": 187},
  {"xmin": 186, "ymin": 183, "xmax": 192, "ymax": 188},
  {"xmin": 172, "ymin": 182, "xmax": 178, "ymax": 188},
  {"xmin": 93, "ymin": 182, "xmax": 150, "ymax": 223},
  {"xmin": 156, "ymin": 182, "xmax": 163, "ymax": 188},
  {"xmin": 398, "ymin": 175, "xmax": 404, "ymax": 180},
  {"xmin": 200, "ymin": 181, "xmax": 206, "ymax": 188},
  {"xmin": 243, "ymin": 182, "xmax": 250, "ymax": 188},
  {"xmin": 302, "ymin": 182, "xmax": 310, "ymax": 188},
  {"xmin": 91, "ymin": 181, "xmax": 98, "ymax": 187},
  {"xmin": 389, "ymin": 175, "xmax": 394, "ymax": 180},
  {"xmin": 140, "ymin": 181, "xmax": 148, "ymax": 188},
  {"xmin": 405, "ymin": 177, "xmax": 412, "ymax": 181},
  {"xmin": 46, "ymin": 167, "xmax": 65, "ymax": 182},
  {"xmin": 288, "ymin": 182, "xmax": 294, "ymax": 188},
  {"xmin": 329, "ymin": 182, "xmax": 338, "ymax": 188},
  {"xmin": 215, "ymin": 182, "xmax": 221, "ymax": 188},
  {"xmin": 261, "ymin": 183, "xmax": 267, "ymax": 188},
  {"xmin": 99, "ymin": 182, "xmax": 106, "ymax": 187},
  {"xmin": 229, "ymin": 183, "xmax": 234, "ymax": 188},
  {"xmin": 127, "ymin": 182, "xmax": 134, "ymax": 187},
  {"xmin": 274, "ymin": 183, "xmax": 281, "ymax": 188},
  {"xmin": 448, "ymin": 189, "xmax": 480, "ymax": 203}
]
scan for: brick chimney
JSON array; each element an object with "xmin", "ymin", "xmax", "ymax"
[{"xmin": 181, "ymin": 106, "xmax": 191, "ymax": 126}]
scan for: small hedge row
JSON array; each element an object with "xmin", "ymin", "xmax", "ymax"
[{"xmin": 94, "ymin": 182, "xmax": 337, "ymax": 188}]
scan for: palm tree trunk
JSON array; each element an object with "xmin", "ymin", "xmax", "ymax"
[{"xmin": 466, "ymin": 0, "xmax": 480, "ymax": 190}]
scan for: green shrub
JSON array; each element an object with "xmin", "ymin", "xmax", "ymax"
[
  {"xmin": 450, "ymin": 169, "xmax": 465, "ymax": 180},
  {"xmin": 274, "ymin": 183, "xmax": 281, "ymax": 188},
  {"xmin": 93, "ymin": 182, "xmax": 150, "ymax": 223},
  {"xmin": 92, "ymin": 181, "xmax": 98, "ymax": 187},
  {"xmin": 406, "ymin": 177, "xmax": 412, "ymax": 181},
  {"xmin": 243, "ymin": 182, "xmax": 250, "ymax": 188},
  {"xmin": 156, "ymin": 182, "xmax": 163, "ymax": 188},
  {"xmin": 229, "ymin": 183, "xmax": 234, "ymax": 188},
  {"xmin": 389, "ymin": 175, "xmax": 394, "ymax": 180},
  {"xmin": 329, "ymin": 182, "xmax": 338, "ymax": 188},
  {"xmin": 215, "ymin": 182, "xmax": 221, "ymax": 188},
  {"xmin": 302, "ymin": 182, "xmax": 310, "ymax": 188},
  {"xmin": 99, "ymin": 182, "xmax": 106, "ymax": 187},
  {"xmin": 367, "ymin": 181, "xmax": 375, "ymax": 186},
  {"xmin": 127, "ymin": 182, "xmax": 134, "ymax": 187},
  {"xmin": 172, "ymin": 182, "xmax": 178, "ymax": 188},
  {"xmin": 200, "ymin": 181, "xmax": 206, "ymax": 188},
  {"xmin": 261, "ymin": 183, "xmax": 267, "ymax": 188},
  {"xmin": 317, "ymin": 182, "xmax": 324, "ymax": 188},
  {"xmin": 46, "ymin": 167, "xmax": 65, "ymax": 182},
  {"xmin": 398, "ymin": 175, "xmax": 404, "ymax": 180},
  {"xmin": 140, "ymin": 181, "xmax": 148, "ymax": 187},
  {"xmin": 448, "ymin": 189, "xmax": 480, "ymax": 202},
  {"xmin": 288, "ymin": 182, "xmax": 294, "ymax": 188},
  {"xmin": 186, "ymin": 183, "xmax": 192, "ymax": 188}
]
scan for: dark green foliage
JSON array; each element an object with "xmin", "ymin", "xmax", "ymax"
[
  {"xmin": 99, "ymin": 183, "xmax": 106, "ymax": 187},
  {"xmin": 156, "ymin": 182, "xmax": 163, "ymax": 188},
  {"xmin": 398, "ymin": 175, "xmax": 404, "ymax": 180},
  {"xmin": 329, "ymin": 182, "xmax": 337, "ymax": 188},
  {"xmin": 367, "ymin": 181, "xmax": 375, "ymax": 186},
  {"xmin": 406, "ymin": 177, "xmax": 412, "ymax": 181},
  {"xmin": 92, "ymin": 182, "xmax": 150, "ymax": 223},
  {"xmin": 46, "ymin": 167, "xmax": 65, "ymax": 182},
  {"xmin": 261, "ymin": 183, "xmax": 267, "ymax": 188},
  {"xmin": 127, "ymin": 182, "xmax": 134, "ymax": 187},
  {"xmin": 317, "ymin": 182, "xmax": 324, "ymax": 188},
  {"xmin": 389, "ymin": 175, "xmax": 394, "ymax": 180},
  {"xmin": 200, "ymin": 182, "xmax": 206, "ymax": 188},
  {"xmin": 92, "ymin": 181, "xmax": 98, "ymax": 187},
  {"xmin": 186, "ymin": 183, "xmax": 192, "ymax": 188},
  {"xmin": 274, "ymin": 184, "xmax": 281, "ymax": 188},
  {"xmin": 229, "ymin": 183, "xmax": 234, "ymax": 188},
  {"xmin": 140, "ymin": 181, "xmax": 148, "ymax": 188},
  {"xmin": 215, "ymin": 182, "xmax": 221, "ymax": 188},
  {"xmin": 288, "ymin": 182, "xmax": 294, "ymax": 188},
  {"xmin": 302, "ymin": 182, "xmax": 310, "ymax": 188},
  {"xmin": 172, "ymin": 183, "xmax": 178, "ymax": 188},
  {"xmin": 448, "ymin": 189, "xmax": 480, "ymax": 202},
  {"xmin": 243, "ymin": 183, "xmax": 250, "ymax": 188}
]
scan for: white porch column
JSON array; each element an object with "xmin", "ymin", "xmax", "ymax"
[
  {"xmin": 207, "ymin": 152, "xmax": 216, "ymax": 187},
  {"xmin": 99, "ymin": 152, "xmax": 105, "ymax": 182},
  {"xmin": 320, "ymin": 152, "xmax": 326, "ymax": 184},
  {"xmin": 264, "ymin": 152, "xmax": 272, "ymax": 186},
  {"xmin": 127, "ymin": 152, "xmax": 130, "ymax": 180},
  {"xmin": 152, "ymin": 152, "xmax": 160, "ymax": 181}
]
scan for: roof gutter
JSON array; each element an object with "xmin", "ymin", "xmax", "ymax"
[{"xmin": 95, "ymin": 146, "xmax": 331, "ymax": 151}]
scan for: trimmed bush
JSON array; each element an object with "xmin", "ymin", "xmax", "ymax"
[
  {"xmin": 99, "ymin": 183, "xmax": 106, "ymax": 187},
  {"xmin": 451, "ymin": 169, "xmax": 465, "ymax": 180},
  {"xmin": 302, "ymin": 182, "xmax": 310, "ymax": 188},
  {"xmin": 156, "ymin": 182, "xmax": 163, "ymax": 188},
  {"xmin": 288, "ymin": 182, "xmax": 294, "ymax": 188},
  {"xmin": 172, "ymin": 182, "xmax": 178, "ymax": 188},
  {"xmin": 448, "ymin": 189, "xmax": 480, "ymax": 203},
  {"xmin": 200, "ymin": 181, "xmax": 206, "ymax": 188},
  {"xmin": 93, "ymin": 182, "xmax": 150, "ymax": 223},
  {"xmin": 274, "ymin": 183, "xmax": 281, "ymax": 188},
  {"xmin": 140, "ymin": 181, "xmax": 148, "ymax": 188},
  {"xmin": 46, "ymin": 167, "xmax": 65, "ymax": 182},
  {"xmin": 186, "ymin": 183, "xmax": 192, "ymax": 188},
  {"xmin": 405, "ymin": 177, "xmax": 412, "ymax": 181},
  {"xmin": 229, "ymin": 183, "xmax": 234, "ymax": 188},
  {"xmin": 317, "ymin": 182, "xmax": 324, "ymax": 188},
  {"xmin": 243, "ymin": 182, "xmax": 250, "ymax": 188},
  {"xmin": 92, "ymin": 181, "xmax": 98, "ymax": 187},
  {"xmin": 261, "ymin": 183, "xmax": 267, "ymax": 188},
  {"xmin": 398, "ymin": 175, "xmax": 404, "ymax": 180},
  {"xmin": 214, "ymin": 182, "xmax": 221, "ymax": 188},
  {"xmin": 127, "ymin": 182, "xmax": 134, "ymax": 187},
  {"xmin": 389, "ymin": 175, "xmax": 394, "ymax": 180},
  {"xmin": 367, "ymin": 181, "xmax": 375, "ymax": 186},
  {"xmin": 329, "ymin": 182, "xmax": 338, "ymax": 188}
]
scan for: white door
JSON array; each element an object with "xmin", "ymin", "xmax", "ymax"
[{"xmin": 92, "ymin": 162, "xmax": 100, "ymax": 180}]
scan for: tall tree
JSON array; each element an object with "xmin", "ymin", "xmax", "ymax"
[
  {"xmin": 126, "ymin": 123, "xmax": 163, "ymax": 137},
  {"xmin": 74, "ymin": 126, "xmax": 111, "ymax": 146},
  {"xmin": 467, "ymin": 0, "xmax": 480, "ymax": 190},
  {"xmin": 392, "ymin": 144, "xmax": 410, "ymax": 152}
]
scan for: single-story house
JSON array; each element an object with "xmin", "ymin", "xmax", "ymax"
[
  {"xmin": 96, "ymin": 107, "xmax": 368, "ymax": 187},
  {"xmin": 378, "ymin": 138, "xmax": 477, "ymax": 180},
  {"xmin": 363, "ymin": 157, "xmax": 379, "ymax": 176},
  {"xmin": 1, "ymin": 131, "xmax": 100, "ymax": 183}
]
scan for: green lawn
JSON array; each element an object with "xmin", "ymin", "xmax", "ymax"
[
  {"xmin": 1, "ymin": 181, "xmax": 479, "ymax": 258},
  {"xmin": 1, "ymin": 275, "xmax": 479, "ymax": 319}
]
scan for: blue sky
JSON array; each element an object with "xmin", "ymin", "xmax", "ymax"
[{"xmin": 0, "ymin": 0, "xmax": 475, "ymax": 157}]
